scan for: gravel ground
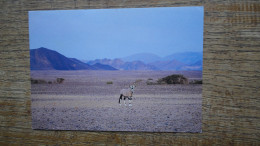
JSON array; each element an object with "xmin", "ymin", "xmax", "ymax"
[{"xmin": 31, "ymin": 70, "xmax": 202, "ymax": 132}]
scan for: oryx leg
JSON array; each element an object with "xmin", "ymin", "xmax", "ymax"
[
  {"xmin": 129, "ymin": 99, "xmax": 132, "ymax": 106},
  {"xmin": 119, "ymin": 94, "xmax": 123, "ymax": 106},
  {"xmin": 124, "ymin": 96, "xmax": 127, "ymax": 106}
]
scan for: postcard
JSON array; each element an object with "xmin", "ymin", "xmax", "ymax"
[{"xmin": 29, "ymin": 6, "xmax": 204, "ymax": 132}]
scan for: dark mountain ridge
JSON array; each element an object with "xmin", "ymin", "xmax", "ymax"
[
  {"xmin": 30, "ymin": 47, "xmax": 117, "ymax": 70},
  {"xmin": 30, "ymin": 47, "xmax": 202, "ymax": 71},
  {"xmin": 91, "ymin": 63, "xmax": 118, "ymax": 70}
]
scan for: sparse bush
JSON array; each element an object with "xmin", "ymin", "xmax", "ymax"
[
  {"xmin": 146, "ymin": 81, "xmax": 156, "ymax": 85},
  {"xmin": 135, "ymin": 79, "xmax": 143, "ymax": 83},
  {"xmin": 56, "ymin": 78, "xmax": 65, "ymax": 84},
  {"xmin": 31, "ymin": 78, "xmax": 37, "ymax": 84},
  {"xmin": 31, "ymin": 78, "xmax": 47, "ymax": 84},
  {"xmin": 157, "ymin": 74, "xmax": 188, "ymax": 84},
  {"xmin": 146, "ymin": 79, "xmax": 158, "ymax": 85},
  {"xmin": 106, "ymin": 81, "xmax": 113, "ymax": 84},
  {"xmin": 190, "ymin": 80, "xmax": 202, "ymax": 84},
  {"xmin": 31, "ymin": 78, "xmax": 65, "ymax": 84}
]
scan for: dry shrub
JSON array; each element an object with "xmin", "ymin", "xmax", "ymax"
[
  {"xmin": 106, "ymin": 81, "xmax": 113, "ymax": 84},
  {"xmin": 31, "ymin": 78, "xmax": 65, "ymax": 84},
  {"xmin": 146, "ymin": 80, "xmax": 157, "ymax": 85},
  {"xmin": 135, "ymin": 79, "xmax": 143, "ymax": 83},
  {"xmin": 56, "ymin": 78, "xmax": 65, "ymax": 84},
  {"xmin": 190, "ymin": 80, "xmax": 202, "ymax": 84},
  {"xmin": 31, "ymin": 78, "xmax": 47, "ymax": 84},
  {"xmin": 157, "ymin": 74, "xmax": 189, "ymax": 84}
]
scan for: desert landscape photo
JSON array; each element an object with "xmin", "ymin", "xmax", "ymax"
[{"xmin": 29, "ymin": 6, "xmax": 204, "ymax": 132}]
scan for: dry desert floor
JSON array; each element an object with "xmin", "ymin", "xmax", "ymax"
[{"xmin": 31, "ymin": 70, "xmax": 202, "ymax": 132}]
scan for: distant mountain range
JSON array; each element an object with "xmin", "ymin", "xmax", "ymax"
[
  {"xmin": 87, "ymin": 59, "xmax": 159, "ymax": 70},
  {"xmin": 120, "ymin": 52, "xmax": 203, "ymax": 65},
  {"xmin": 148, "ymin": 59, "xmax": 186, "ymax": 70},
  {"xmin": 30, "ymin": 47, "xmax": 202, "ymax": 71},
  {"xmin": 30, "ymin": 47, "xmax": 117, "ymax": 70},
  {"xmin": 87, "ymin": 52, "xmax": 203, "ymax": 71},
  {"xmin": 163, "ymin": 52, "xmax": 203, "ymax": 65},
  {"xmin": 121, "ymin": 53, "xmax": 162, "ymax": 64}
]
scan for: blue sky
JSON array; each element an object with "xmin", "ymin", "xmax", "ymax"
[{"xmin": 29, "ymin": 6, "xmax": 204, "ymax": 60}]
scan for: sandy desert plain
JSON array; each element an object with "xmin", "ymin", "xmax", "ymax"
[{"xmin": 31, "ymin": 70, "xmax": 202, "ymax": 132}]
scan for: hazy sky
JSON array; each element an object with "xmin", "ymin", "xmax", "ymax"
[{"xmin": 29, "ymin": 6, "xmax": 204, "ymax": 60}]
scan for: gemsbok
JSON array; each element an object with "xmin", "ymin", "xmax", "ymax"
[{"xmin": 119, "ymin": 85, "xmax": 136, "ymax": 106}]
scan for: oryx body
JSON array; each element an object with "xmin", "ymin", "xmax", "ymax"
[{"xmin": 119, "ymin": 85, "xmax": 135, "ymax": 106}]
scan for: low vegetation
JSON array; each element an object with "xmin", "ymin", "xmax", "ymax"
[
  {"xmin": 190, "ymin": 80, "xmax": 203, "ymax": 84},
  {"xmin": 146, "ymin": 74, "xmax": 189, "ymax": 85},
  {"xmin": 56, "ymin": 78, "xmax": 65, "ymax": 84},
  {"xmin": 135, "ymin": 79, "xmax": 143, "ymax": 84},
  {"xmin": 158, "ymin": 74, "xmax": 189, "ymax": 84},
  {"xmin": 146, "ymin": 78, "xmax": 156, "ymax": 85},
  {"xmin": 31, "ymin": 78, "xmax": 65, "ymax": 84},
  {"xmin": 106, "ymin": 81, "xmax": 113, "ymax": 84},
  {"xmin": 31, "ymin": 78, "xmax": 47, "ymax": 84},
  {"xmin": 146, "ymin": 79, "xmax": 157, "ymax": 85}
]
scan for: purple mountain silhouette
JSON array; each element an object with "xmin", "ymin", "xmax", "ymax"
[
  {"xmin": 122, "ymin": 53, "xmax": 162, "ymax": 64},
  {"xmin": 87, "ymin": 58, "xmax": 159, "ymax": 70},
  {"xmin": 30, "ymin": 47, "xmax": 117, "ymax": 70},
  {"xmin": 91, "ymin": 63, "xmax": 117, "ymax": 70},
  {"xmin": 149, "ymin": 59, "xmax": 187, "ymax": 70}
]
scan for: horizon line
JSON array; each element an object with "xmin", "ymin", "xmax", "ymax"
[{"xmin": 30, "ymin": 47, "xmax": 203, "ymax": 60}]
